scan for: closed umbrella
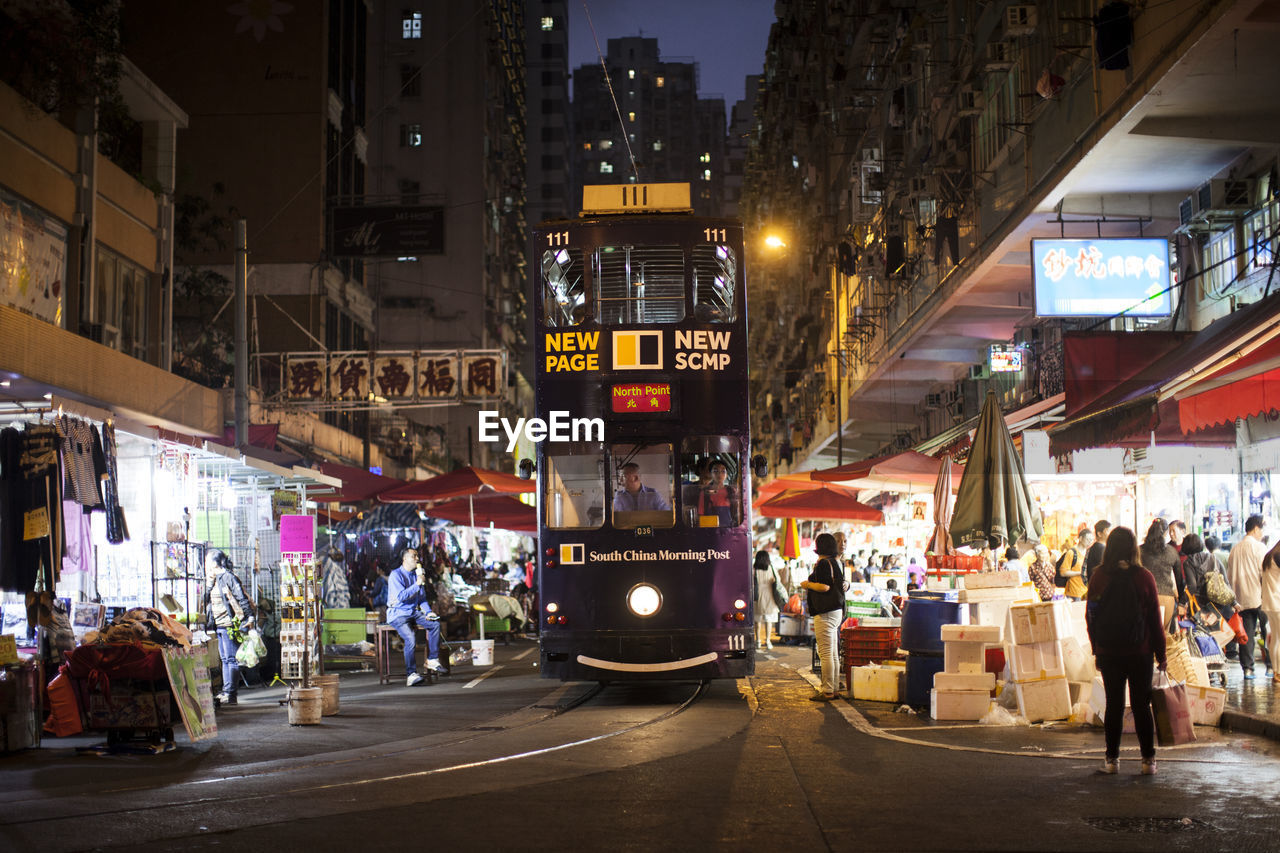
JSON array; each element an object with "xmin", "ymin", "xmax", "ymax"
[
  {"xmin": 780, "ymin": 517, "xmax": 802, "ymax": 559},
  {"xmin": 926, "ymin": 454, "xmax": 956, "ymax": 555},
  {"xmin": 949, "ymin": 390, "xmax": 1044, "ymax": 548}
]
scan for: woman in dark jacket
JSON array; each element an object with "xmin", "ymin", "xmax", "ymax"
[
  {"xmin": 1176, "ymin": 533, "xmax": 1237, "ymax": 622},
  {"xmin": 800, "ymin": 533, "xmax": 846, "ymax": 701},
  {"xmin": 1085, "ymin": 526, "xmax": 1167, "ymax": 776},
  {"xmin": 1140, "ymin": 519, "xmax": 1180, "ymax": 630}
]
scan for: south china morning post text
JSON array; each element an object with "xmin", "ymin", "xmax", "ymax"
[{"xmin": 478, "ymin": 410, "xmax": 604, "ymax": 451}]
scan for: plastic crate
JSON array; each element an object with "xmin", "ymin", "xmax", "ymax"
[{"xmin": 842, "ymin": 626, "xmax": 901, "ymax": 667}]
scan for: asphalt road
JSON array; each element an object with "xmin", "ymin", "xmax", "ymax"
[{"xmin": 4, "ymin": 641, "xmax": 1279, "ymax": 853}]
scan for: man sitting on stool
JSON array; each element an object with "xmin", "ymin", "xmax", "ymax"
[{"xmin": 388, "ymin": 547, "xmax": 445, "ymax": 686}]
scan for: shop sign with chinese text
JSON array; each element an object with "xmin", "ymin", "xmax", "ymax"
[{"xmin": 282, "ymin": 350, "xmax": 504, "ymax": 404}]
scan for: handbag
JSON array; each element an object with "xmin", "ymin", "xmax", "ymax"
[
  {"xmin": 1205, "ymin": 570, "xmax": 1236, "ymax": 608},
  {"xmin": 1226, "ymin": 611, "xmax": 1249, "ymax": 646},
  {"xmin": 770, "ymin": 566, "xmax": 789, "ymax": 611},
  {"xmin": 1186, "ymin": 595, "xmax": 1221, "ymax": 633},
  {"xmin": 1150, "ymin": 671, "xmax": 1196, "ymax": 746}
]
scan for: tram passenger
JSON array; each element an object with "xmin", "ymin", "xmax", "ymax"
[
  {"xmin": 612, "ymin": 462, "xmax": 671, "ymax": 512},
  {"xmin": 388, "ymin": 547, "xmax": 445, "ymax": 687},
  {"xmin": 697, "ymin": 460, "xmax": 739, "ymax": 526}
]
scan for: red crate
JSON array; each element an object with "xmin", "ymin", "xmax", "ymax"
[{"xmin": 841, "ymin": 626, "xmax": 901, "ymax": 667}]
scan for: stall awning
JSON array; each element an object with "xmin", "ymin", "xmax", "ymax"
[
  {"xmin": 314, "ymin": 461, "xmax": 407, "ymax": 504},
  {"xmin": 1049, "ymin": 293, "xmax": 1280, "ymax": 455},
  {"xmin": 1174, "ymin": 334, "xmax": 1280, "ymax": 432}
]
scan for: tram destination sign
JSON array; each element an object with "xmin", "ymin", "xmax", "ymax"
[
  {"xmin": 330, "ymin": 205, "xmax": 445, "ymax": 257},
  {"xmin": 610, "ymin": 382, "xmax": 672, "ymax": 413},
  {"xmin": 1031, "ymin": 238, "xmax": 1172, "ymax": 318}
]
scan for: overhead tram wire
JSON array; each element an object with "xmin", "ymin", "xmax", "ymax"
[{"xmin": 581, "ymin": 0, "xmax": 640, "ymax": 182}]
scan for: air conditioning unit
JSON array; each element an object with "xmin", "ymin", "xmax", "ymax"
[
  {"xmin": 1004, "ymin": 5, "xmax": 1037, "ymax": 36},
  {"xmin": 1180, "ymin": 179, "xmax": 1254, "ymax": 224},
  {"xmin": 957, "ymin": 87, "xmax": 986, "ymax": 116},
  {"xmin": 968, "ymin": 363, "xmax": 990, "ymax": 380},
  {"xmin": 984, "ymin": 40, "xmax": 1015, "ymax": 70}
]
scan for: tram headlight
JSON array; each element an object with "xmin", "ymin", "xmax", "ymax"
[
  {"xmin": 734, "ymin": 599, "xmax": 746, "ymax": 610},
  {"xmin": 545, "ymin": 602, "xmax": 559, "ymax": 614},
  {"xmin": 627, "ymin": 583, "xmax": 662, "ymax": 618}
]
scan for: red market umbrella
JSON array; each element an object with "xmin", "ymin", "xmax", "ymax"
[
  {"xmin": 926, "ymin": 454, "xmax": 956, "ymax": 555},
  {"xmin": 811, "ymin": 450, "xmax": 963, "ymax": 494},
  {"xmin": 378, "ymin": 465, "xmax": 534, "ymax": 503},
  {"xmin": 314, "ymin": 461, "xmax": 406, "ymax": 503},
  {"xmin": 423, "ymin": 495, "xmax": 536, "ymax": 533},
  {"xmin": 757, "ymin": 484, "xmax": 885, "ymax": 524},
  {"xmin": 754, "ymin": 472, "xmax": 823, "ymax": 505},
  {"xmin": 780, "ymin": 517, "xmax": 802, "ymax": 559}
]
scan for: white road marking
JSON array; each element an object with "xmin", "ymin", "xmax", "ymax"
[
  {"xmin": 512, "ymin": 647, "xmax": 536, "ymax": 661},
  {"xmin": 463, "ymin": 665, "xmax": 504, "ymax": 688}
]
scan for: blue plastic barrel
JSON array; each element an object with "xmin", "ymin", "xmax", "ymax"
[
  {"xmin": 905, "ymin": 653, "xmax": 945, "ymax": 707},
  {"xmin": 899, "ymin": 596, "xmax": 964, "ymax": 653}
]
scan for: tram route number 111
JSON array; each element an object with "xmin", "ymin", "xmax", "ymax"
[
  {"xmin": 703, "ymin": 228, "xmax": 726, "ymax": 241},
  {"xmin": 547, "ymin": 231, "xmax": 570, "ymax": 246}
]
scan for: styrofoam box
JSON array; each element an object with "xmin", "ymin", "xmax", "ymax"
[
  {"xmin": 943, "ymin": 640, "xmax": 986, "ymax": 674},
  {"xmin": 1068, "ymin": 680, "xmax": 1091, "ymax": 705},
  {"xmin": 1014, "ymin": 676, "xmax": 1072, "ymax": 723},
  {"xmin": 961, "ymin": 570, "xmax": 1020, "ymax": 590},
  {"xmin": 930, "ymin": 688, "xmax": 991, "ymax": 721},
  {"xmin": 959, "ymin": 586, "xmax": 1023, "ymax": 603},
  {"xmin": 934, "ymin": 670, "xmax": 996, "ymax": 691},
  {"xmin": 967, "ymin": 600, "xmax": 1013, "ymax": 632},
  {"xmin": 858, "ymin": 616, "xmax": 902, "ymax": 627},
  {"xmin": 1059, "ymin": 636, "xmax": 1096, "ymax": 682},
  {"xmin": 1089, "ymin": 675, "xmax": 1129, "ymax": 716},
  {"xmin": 1008, "ymin": 601, "xmax": 1071, "ymax": 645},
  {"xmin": 1186, "ymin": 684, "xmax": 1227, "ymax": 726},
  {"xmin": 853, "ymin": 665, "xmax": 905, "ymax": 703},
  {"xmin": 940, "ymin": 623, "xmax": 1002, "ymax": 644},
  {"xmin": 1007, "ymin": 641, "xmax": 1066, "ymax": 683}
]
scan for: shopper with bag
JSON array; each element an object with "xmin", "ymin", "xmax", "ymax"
[
  {"xmin": 199, "ymin": 549, "xmax": 256, "ymax": 706},
  {"xmin": 1177, "ymin": 533, "xmax": 1241, "ymax": 630},
  {"xmin": 1226, "ymin": 515, "xmax": 1270, "ymax": 680},
  {"xmin": 1085, "ymin": 526, "xmax": 1167, "ymax": 776},
  {"xmin": 800, "ymin": 533, "xmax": 846, "ymax": 701},
  {"xmin": 753, "ymin": 550, "xmax": 785, "ymax": 650}
]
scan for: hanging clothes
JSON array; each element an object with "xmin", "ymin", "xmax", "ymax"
[
  {"xmin": 100, "ymin": 421, "xmax": 129, "ymax": 543},
  {"xmin": 57, "ymin": 416, "xmax": 105, "ymax": 508},
  {"xmin": 0, "ymin": 426, "xmax": 22, "ymax": 591},
  {"xmin": 17, "ymin": 422, "xmax": 63, "ymax": 593}
]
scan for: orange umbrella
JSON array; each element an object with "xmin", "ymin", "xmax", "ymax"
[
  {"xmin": 780, "ymin": 517, "xmax": 802, "ymax": 559},
  {"xmin": 755, "ymin": 472, "xmax": 822, "ymax": 504},
  {"xmin": 423, "ymin": 495, "xmax": 536, "ymax": 533},
  {"xmin": 811, "ymin": 450, "xmax": 963, "ymax": 494}
]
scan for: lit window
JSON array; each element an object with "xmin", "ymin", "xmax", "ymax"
[
  {"xmin": 792, "ymin": 155, "xmax": 800, "ymax": 169},
  {"xmin": 540, "ymin": 16, "xmax": 554, "ymax": 30},
  {"xmin": 628, "ymin": 133, "xmax": 636, "ymax": 143},
  {"xmin": 583, "ymin": 142, "xmax": 592, "ymax": 150},
  {"xmin": 628, "ymin": 69, "xmax": 635, "ymax": 80},
  {"xmin": 699, "ymin": 152, "xmax": 711, "ymax": 163},
  {"xmin": 400, "ymin": 123, "xmax": 423, "ymax": 147},
  {"xmin": 629, "ymin": 90, "xmax": 635, "ymax": 99},
  {"xmin": 656, "ymin": 76, "xmax": 665, "ymax": 87},
  {"xmin": 402, "ymin": 11, "xmax": 421, "ymax": 39},
  {"xmin": 653, "ymin": 140, "xmax": 663, "ymax": 151},
  {"xmin": 628, "ymin": 112, "xmax": 636, "ymax": 122},
  {"xmin": 600, "ymin": 162, "xmax": 614, "ymax": 174},
  {"xmin": 703, "ymin": 169, "xmax": 712, "ymax": 181},
  {"xmin": 599, "ymin": 140, "xmax": 612, "ymax": 150}
]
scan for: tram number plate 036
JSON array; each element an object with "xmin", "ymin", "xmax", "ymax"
[{"xmin": 634, "ymin": 526, "xmax": 654, "ymax": 537}]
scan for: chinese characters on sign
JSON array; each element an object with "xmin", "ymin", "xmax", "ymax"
[
  {"xmin": 610, "ymin": 382, "xmax": 673, "ymax": 413},
  {"xmin": 1031, "ymin": 238, "xmax": 1172, "ymax": 318},
  {"xmin": 282, "ymin": 350, "xmax": 504, "ymax": 404}
]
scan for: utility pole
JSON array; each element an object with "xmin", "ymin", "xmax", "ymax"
[{"xmin": 234, "ymin": 219, "xmax": 248, "ymax": 448}]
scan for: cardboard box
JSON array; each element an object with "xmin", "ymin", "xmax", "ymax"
[
  {"xmin": 1059, "ymin": 636, "xmax": 1095, "ymax": 682},
  {"xmin": 961, "ymin": 570, "xmax": 1020, "ymax": 590},
  {"xmin": 853, "ymin": 665, "xmax": 905, "ymax": 703},
  {"xmin": 1014, "ymin": 676, "xmax": 1071, "ymax": 722},
  {"xmin": 958, "ymin": 586, "xmax": 1023, "ymax": 603},
  {"xmin": 934, "ymin": 671, "xmax": 996, "ymax": 691},
  {"xmin": 1007, "ymin": 641, "xmax": 1066, "ymax": 682},
  {"xmin": 930, "ymin": 688, "xmax": 991, "ymax": 721},
  {"xmin": 940, "ymin": 623, "xmax": 1002, "ymax": 644},
  {"xmin": 944, "ymin": 640, "xmax": 986, "ymax": 674},
  {"xmin": 1008, "ymin": 601, "xmax": 1070, "ymax": 645},
  {"xmin": 1186, "ymin": 684, "xmax": 1227, "ymax": 726}
]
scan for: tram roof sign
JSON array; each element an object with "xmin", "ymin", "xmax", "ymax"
[{"xmin": 581, "ymin": 183, "xmax": 692, "ymax": 215}]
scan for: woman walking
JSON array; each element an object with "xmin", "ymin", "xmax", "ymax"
[
  {"xmin": 753, "ymin": 550, "xmax": 781, "ymax": 650},
  {"xmin": 800, "ymin": 533, "xmax": 846, "ymax": 701},
  {"xmin": 1085, "ymin": 526, "xmax": 1167, "ymax": 775}
]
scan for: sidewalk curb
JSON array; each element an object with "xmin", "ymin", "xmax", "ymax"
[{"xmin": 1220, "ymin": 708, "xmax": 1280, "ymax": 742}]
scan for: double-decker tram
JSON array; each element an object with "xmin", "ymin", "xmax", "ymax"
[{"xmin": 530, "ymin": 183, "xmax": 756, "ymax": 682}]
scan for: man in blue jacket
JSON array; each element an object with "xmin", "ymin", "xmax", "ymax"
[{"xmin": 388, "ymin": 547, "xmax": 444, "ymax": 686}]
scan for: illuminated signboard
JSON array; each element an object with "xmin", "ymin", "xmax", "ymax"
[
  {"xmin": 1031, "ymin": 238, "xmax": 1172, "ymax": 318},
  {"xmin": 989, "ymin": 344, "xmax": 1023, "ymax": 373},
  {"xmin": 611, "ymin": 382, "xmax": 672, "ymax": 413}
]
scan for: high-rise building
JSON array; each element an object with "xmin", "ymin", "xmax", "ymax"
[
  {"xmin": 571, "ymin": 37, "xmax": 725, "ymax": 217},
  {"xmin": 724, "ymin": 75, "xmax": 760, "ymax": 219},
  {"xmin": 525, "ymin": 0, "xmax": 572, "ymax": 226}
]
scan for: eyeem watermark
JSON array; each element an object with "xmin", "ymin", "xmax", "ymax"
[{"xmin": 478, "ymin": 411, "xmax": 604, "ymax": 451}]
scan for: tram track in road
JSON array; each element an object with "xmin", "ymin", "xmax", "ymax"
[{"xmin": 3, "ymin": 680, "xmax": 713, "ymax": 853}]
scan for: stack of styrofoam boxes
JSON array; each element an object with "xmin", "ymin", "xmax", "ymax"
[
  {"xmin": 959, "ymin": 570, "xmax": 1034, "ymax": 633},
  {"xmin": 1007, "ymin": 601, "xmax": 1073, "ymax": 723},
  {"xmin": 930, "ymin": 624, "xmax": 1001, "ymax": 720}
]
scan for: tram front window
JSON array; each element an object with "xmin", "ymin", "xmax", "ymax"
[
  {"xmin": 545, "ymin": 443, "xmax": 604, "ymax": 529},
  {"xmin": 611, "ymin": 443, "xmax": 674, "ymax": 529},
  {"xmin": 542, "ymin": 248, "xmax": 586, "ymax": 326},
  {"xmin": 680, "ymin": 436, "xmax": 742, "ymax": 527},
  {"xmin": 594, "ymin": 245, "xmax": 684, "ymax": 324},
  {"xmin": 692, "ymin": 243, "xmax": 736, "ymax": 323}
]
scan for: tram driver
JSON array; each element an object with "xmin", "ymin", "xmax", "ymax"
[{"xmin": 613, "ymin": 462, "xmax": 671, "ymax": 512}]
